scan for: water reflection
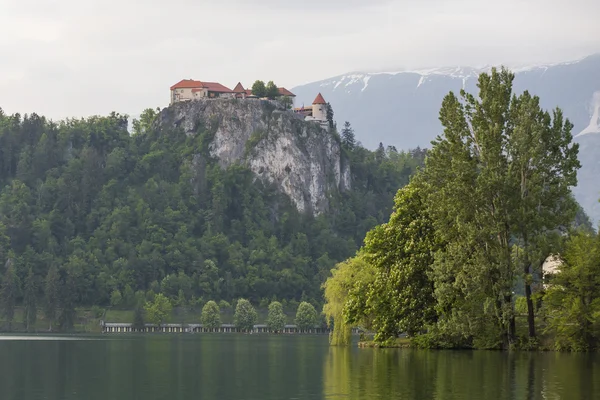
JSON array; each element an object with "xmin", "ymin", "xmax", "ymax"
[
  {"xmin": 0, "ymin": 335, "xmax": 598, "ymax": 399},
  {"xmin": 322, "ymin": 346, "xmax": 600, "ymax": 399}
]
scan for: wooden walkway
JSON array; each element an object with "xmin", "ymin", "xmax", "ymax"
[{"xmin": 101, "ymin": 322, "xmax": 360, "ymax": 335}]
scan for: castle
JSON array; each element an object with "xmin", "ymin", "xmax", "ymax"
[{"xmin": 170, "ymin": 79, "xmax": 330, "ymax": 126}]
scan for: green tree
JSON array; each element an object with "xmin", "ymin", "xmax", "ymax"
[
  {"xmin": 356, "ymin": 180, "xmax": 438, "ymax": 342},
  {"xmin": 341, "ymin": 121, "xmax": 355, "ymax": 150},
  {"xmin": 23, "ymin": 267, "xmax": 37, "ymax": 332},
  {"xmin": 296, "ymin": 301, "xmax": 318, "ymax": 331},
  {"xmin": 201, "ymin": 300, "xmax": 221, "ymax": 330},
  {"xmin": 144, "ymin": 293, "xmax": 172, "ymax": 326},
  {"xmin": 234, "ymin": 298, "xmax": 257, "ymax": 332},
  {"xmin": 251, "ymin": 80, "xmax": 267, "ymax": 98},
  {"xmin": 44, "ymin": 265, "xmax": 59, "ymax": 331},
  {"xmin": 267, "ymin": 301, "xmax": 286, "ymax": 332},
  {"xmin": 423, "ymin": 67, "xmax": 580, "ymax": 348},
  {"xmin": 543, "ymin": 232, "xmax": 600, "ymax": 351},
  {"xmin": 280, "ymin": 96, "xmax": 293, "ymax": 110},
  {"xmin": 326, "ymin": 103, "xmax": 334, "ymax": 129},
  {"xmin": 110, "ymin": 289, "xmax": 123, "ymax": 307},
  {"xmin": 0, "ymin": 258, "xmax": 20, "ymax": 331},
  {"xmin": 265, "ymin": 81, "xmax": 279, "ymax": 99},
  {"xmin": 323, "ymin": 255, "xmax": 375, "ymax": 345},
  {"xmin": 133, "ymin": 305, "xmax": 145, "ymax": 331}
]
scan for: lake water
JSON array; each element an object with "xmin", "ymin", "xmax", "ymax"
[{"xmin": 0, "ymin": 334, "xmax": 598, "ymax": 399}]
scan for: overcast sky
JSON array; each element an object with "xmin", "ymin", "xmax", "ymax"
[{"xmin": 1, "ymin": 0, "xmax": 599, "ymax": 120}]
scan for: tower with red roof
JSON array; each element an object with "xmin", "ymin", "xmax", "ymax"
[{"xmin": 312, "ymin": 93, "xmax": 327, "ymax": 121}]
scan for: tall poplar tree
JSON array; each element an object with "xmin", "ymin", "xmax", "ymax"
[
  {"xmin": 44, "ymin": 265, "xmax": 59, "ymax": 331},
  {"xmin": 423, "ymin": 67, "xmax": 579, "ymax": 347},
  {"xmin": 1, "ymin": 258, "xmax": 20, "ymax": 331},
  {"xmin": 23, "ymin": 267, "xmax": 37, "ymax": 331}
]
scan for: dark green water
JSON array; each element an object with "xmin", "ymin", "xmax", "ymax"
[{"xmin": 0, "ymin": 335, "xmax": 598, "ymax": 399}]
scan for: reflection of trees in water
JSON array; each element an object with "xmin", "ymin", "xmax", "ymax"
[{"xmin": 322, "ymin": 348, "xmax": 600, "ymax": 400}]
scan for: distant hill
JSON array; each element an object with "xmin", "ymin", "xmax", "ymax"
[{"xmin": 293, "ymin": 54, "xmax": 600, "ymax": 225}]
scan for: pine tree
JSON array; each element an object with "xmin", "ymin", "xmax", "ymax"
[
  {"xmin": 341, "ymin": 121, "xmax": 355, "ymax": 150},
  {"xmin": 44, "ymin": 265, "xmax": 59, "ymax": 331},
  {"xmin": 326, "ymin": 103, "xmax": 334, "ymax": 129},
  {"xmin": 0, "ymin": 258, "xmax": 20, "ymax": 331},
  {"xmin": 23, "ymin": 267, "xmax": 37, "ymax": 332}
]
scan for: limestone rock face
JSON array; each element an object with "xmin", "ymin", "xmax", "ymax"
[{"xmin": 158, "ymin": 98, "xmax": 351, "ymax": 215}]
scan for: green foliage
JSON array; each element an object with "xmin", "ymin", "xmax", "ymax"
[
  {"xmin": 341, "ymin": 121, "xmax": 355, "ymax": 150},
  {"xmin": 323, "ymin": 255, "xmax": 375, "ymax": 345},
  {"xmin": 358, "ymin": 180, "xmax": 438, "ymax": 342},
  {"xmin": 295, "ymin": 301, "xmax": 318, "ymax": 330},
  {"xmin": 23, "ymin": 267, "xmax": 37, "ymax": 331},
  {"xmin": 110, "ymin": 290, "xmax": 123, "ymax": 307},
  {"xmin": 267, "ymin": 301, "xmax": 286, "ymax": 332},
  {"xmin": 144, "ymin": 293, "xmax": 172, "ymax": 326},
  {"xmin": 421, "ymin": 67, "xmax": 580, "ymax": 348},
  {"xmin": 251, "ymin": 80, "xmax": 267, "ymax": 98},
  {"xmin": 0, "ymin": 258, "xmax": 20, "ymax": 330},
  {"xmin": 0, "ymin": 106, "xmax": 422, "ymax": 318},
  {"xmin": 326, "ymin": 103, "xmax": 334, "ymax": 129},
  {"xmin": 133, "ymin": 305, "xmax": 145, "ymax": 330},
  {"xmin": 323, "ymin": 67, "xmax": 584, "ymax": 350},
  {"xmin": 234, "ymin": 298, "xmax": 257, "ymax": 332},
  {"xmin": 543, "ymin": 232, "xmax": 600, "ymax": 351},
  {"xmin": 44, "ymin": 265, "xmax": 59, "ymax": 331},
  {"xmin": 265, "ymin": 81, "xmax": 279, "ymax": 99},
  {"xmin": 280, "ymin": 96, "xmax": 293, "ymax": 110},
  {"xmin": 201, "ymin": 300, "xmax": 221, "ymax": 330}
]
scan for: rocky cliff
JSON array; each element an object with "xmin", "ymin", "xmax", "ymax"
[{"xmin": 157, "ymin": 98, "xmax": 351, "ymax": 215}]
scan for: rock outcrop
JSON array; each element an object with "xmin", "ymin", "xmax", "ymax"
[{"xmin": 158, "ymin": 98, "xmax": 351, "ymax": 215}]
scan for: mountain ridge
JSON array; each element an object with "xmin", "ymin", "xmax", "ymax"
[{"xmin": 291, "ymin": 53, "xmax": 600, "ymax": 224}]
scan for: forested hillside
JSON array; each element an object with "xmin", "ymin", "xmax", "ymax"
[{"xmin": 0, "ymin": 107, "xmax": 424, "ymax": 330}]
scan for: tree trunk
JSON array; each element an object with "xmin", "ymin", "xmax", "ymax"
[
  {"xmin": 504, "ymin": 294, "xmax": 516, "ymax": 346},
  {"xmin": 524, "ymin": 263, "xmax": 536, "ymax": 338}
]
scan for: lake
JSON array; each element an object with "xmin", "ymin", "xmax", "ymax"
[{"xmin": 0, "ymin": 334, "xmax": 598, "ymax": 399}]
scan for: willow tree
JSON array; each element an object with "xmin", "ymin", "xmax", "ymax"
[
  {"xmin": 322, "ymin": 255, "xmax": 375, "ymax": 345},
  {"xmin": 423, "ymin": 67, "xmax": 579, "ymax": 348}
]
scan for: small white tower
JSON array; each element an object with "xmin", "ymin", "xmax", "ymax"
[{"xmin": 312, "ymin": 93, "xmax": 327, "ymax": 121}]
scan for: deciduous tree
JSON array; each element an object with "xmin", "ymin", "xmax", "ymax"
[
  {"xmin": 234, "ymin": 298, "xmax": 257, "ymax": 332},
  {"xmin": 145, "ymin": 293, "xmax": 172, "ymax": 326},
  {"xmin": 267, "ymin": 301, "xmax": 286, "ymax": 332},
  {"xmin": 251, "ymin": 80, "xmax": 267, "ymax": 98},
  {"xmin": 295, "ymin": 301, "xmax": 318, "ymax": 331},
  {"xmin": 201, "ymin": 300, "xmax": 221, "ymax": 330}
]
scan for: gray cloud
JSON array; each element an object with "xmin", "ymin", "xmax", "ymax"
[{"xmin": 0, "ymin": 0, "xmax": 598, "ymax": 119}]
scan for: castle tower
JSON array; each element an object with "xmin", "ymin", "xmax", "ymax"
[{"xmin": 312, "ymin": 93, "xmax": 327, "ymax": 121}]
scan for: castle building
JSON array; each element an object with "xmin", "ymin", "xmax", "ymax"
[
  {"xmin": 169, "ymin": 79, "xmax": 328, "ymax": 128},
  {"xmin": 293, "ymin": 93, "xmax": 329, "ymax": 124},
  {"xmin": 170, "ymin": 80, "xmax": 235, "ymax": 104}
]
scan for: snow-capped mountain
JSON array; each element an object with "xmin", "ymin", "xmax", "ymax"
[{"xmin": 292, "ymin": 54, "xmax": 600, "ymax": 225}]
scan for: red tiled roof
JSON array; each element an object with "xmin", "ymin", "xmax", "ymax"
[
  {"xmin": 170, "ymin": 79, "xmax": 233, "ymax": 93},
  {"xmin": 203, "ymin": 82, "xmax": 233, "ymax": 93},
  {"xmin": 170, "ymin": 79, "xmax": 204, "ymax": 90},
  {"xmin": 245, "ymin": 89, "xmax": 254, "ymax": 96},
  {"xmin": 312, "ymin": 93, "xmax": 326, "ymax": 104},
  {"xmin": 278, "ymin": 87, "xmax": 296, "ymax": 97},
  {"xmin": 233, "ymin": 82, "xmax": 246, "ymax": 93}
]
